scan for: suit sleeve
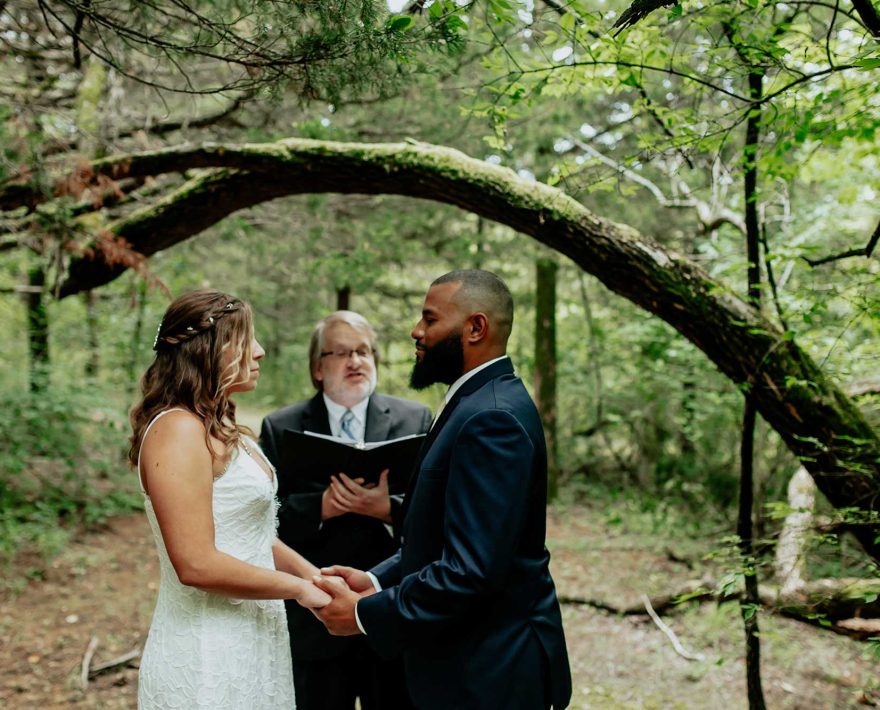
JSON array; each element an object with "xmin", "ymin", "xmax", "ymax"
[
  {"xmin": 260, "ymin": 416, "xmax": 325, "ymax": 543},
  {"xmin": 358, "ymin": 408, "xmax": 534, "ymax": 656},
  {"xmin": 369, "ymin": 548, "xmax": 403, "ymax": 589}
]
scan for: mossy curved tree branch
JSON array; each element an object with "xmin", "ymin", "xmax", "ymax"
[{"xmin": 47, "ymin": 137, "xmax": 880, "ymax": 560}]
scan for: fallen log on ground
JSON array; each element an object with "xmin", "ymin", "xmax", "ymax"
[{"xmin": 560, "ymin": 578, "xmax": 880, "ymax": 639}]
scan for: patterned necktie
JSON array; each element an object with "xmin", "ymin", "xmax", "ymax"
[{"xmin": 340, "ymin": 409, "xmax": 356, "ymax": 440}]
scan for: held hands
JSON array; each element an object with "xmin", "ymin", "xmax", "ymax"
[
  {"xmin": 321, "ymin": 470, "xmax": 392, "ymax": 522},
  {"xmin": 311, "ymin": 565, "xmax": 377, "ymax": 636},
  {"xmin": 321, "ymin": 565, "xmax": 376, "ymax": 594},
  {"xmin": 295, "ymin": 578, "xmax": 332, "ymax": 609}
]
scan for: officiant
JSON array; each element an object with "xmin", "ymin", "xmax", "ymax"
[{"xmin": 260, "ymin": 310, "xmax": 431, "ymax": 710}]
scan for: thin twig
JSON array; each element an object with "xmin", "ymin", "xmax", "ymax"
[
  {"xmin": 641, "ymin": 593, "xmax": 705, "ymax": 661},
  {"xmin": 80, "ymin": 635, "xmax": 99, "ymax": 689},
  {"xmin": 804, "ymin": 218, "xmax": 880, "ymax": 267},
  {"xmin": 88, "ymin": 648, "xmax": 141, "ymax": 677}
]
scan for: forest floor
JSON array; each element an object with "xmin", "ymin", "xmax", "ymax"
[{"xmin": 1, "ymin": 501, "xmax": 878, "ymax": 709}]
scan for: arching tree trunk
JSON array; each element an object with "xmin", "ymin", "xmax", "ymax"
[{"xmin": 3, "ymin": 139, "xmax": 878, "ymax": 559}]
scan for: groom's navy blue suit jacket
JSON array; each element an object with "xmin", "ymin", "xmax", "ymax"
[{"xmin": 357, "ymin": 358, "xmax": 572, "ymax": 710}]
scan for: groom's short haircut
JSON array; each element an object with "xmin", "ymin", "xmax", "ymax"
[{"xmin": 432, "ymin": 269, "xmax": 514, "ymax": 343}]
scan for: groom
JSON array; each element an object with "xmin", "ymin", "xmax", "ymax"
[{"xmin": 314, "ymin": 269, "xmax": 572, "ymax": 710}]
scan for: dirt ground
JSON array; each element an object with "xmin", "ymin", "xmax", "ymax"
[{"xmin": 1, "ymin": 505, "xmax": 878, "ymax": 709}]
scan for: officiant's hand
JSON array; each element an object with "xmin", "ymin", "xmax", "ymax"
[
  {"xmin": 319, "ymin": 565, "xmax": 376, "ymax": 595},
  {"xmin": 326, "ymin": 470, "xmax": 392, "ymax": 522},
  {"xmin": 311, "ymin": 574, "xmax": 365, "ymax": 636},
  {"xmin": 320, "ymin": 475, "xmax": 366, "ymax": 521}
]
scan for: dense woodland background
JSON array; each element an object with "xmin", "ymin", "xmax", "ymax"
[{"xmin": 0, "ymin": 1, "xmax": 879, "ymax": 706}]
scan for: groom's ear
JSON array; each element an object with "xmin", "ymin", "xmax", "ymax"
[{"xmin": 465, "ymin": 313, "xmax": 489, "ymax": 344}]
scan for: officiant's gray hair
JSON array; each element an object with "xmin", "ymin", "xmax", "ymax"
[{"xmin": 308, "ymin": 310, "xmax": 379, "ymax": 389}]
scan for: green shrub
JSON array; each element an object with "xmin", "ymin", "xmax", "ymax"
[{"xmin": 0, "ymin": 385, "xmax": 142, "ymax": 573}]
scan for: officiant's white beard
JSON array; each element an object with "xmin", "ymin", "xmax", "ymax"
[{"xmin": 324, "ymin": 368, "xmax": 376, "ymax": 409}]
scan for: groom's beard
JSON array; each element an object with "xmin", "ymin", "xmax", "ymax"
[{"xmin": 410, "ymin": 331, "xmax": 464, "ymax": 390}]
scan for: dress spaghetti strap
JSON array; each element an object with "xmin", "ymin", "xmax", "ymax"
[{"xmin": 137, "ymin": 408, "xmax": 187, "ymax": 494}]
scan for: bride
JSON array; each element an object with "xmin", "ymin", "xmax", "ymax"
[{"xmin": 129, "ymin": 289, "xmax": 328, "ymax": 709}]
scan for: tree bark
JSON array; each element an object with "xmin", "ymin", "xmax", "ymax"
[
  {"xmin": 126, "ymin": 279, "xmax": 148, "ymax": 397},
  {"xmin": 774, "ymin": 467, "xmax": 816, "ymax": 595},
  {"xmin": 562, "ymin": 578, "xmax": 880, "ymax": 638},
  {"xmin": 775, "ymin": 578, "xmax": 880, "ymax": 619},
  {"xmin": 26, "ymin": 266, "xmax": 49, "ymax": 393},
  {"xmin": 336, "ymin": 285, "xmax": 351, "ymax": 311},
  {"xmin": 2, "ymin": 138, "xmax": 877, "ymax": 559},
  {"xmin": 738, "ymin": 64, "xmax": 767, "ymax": 710},
  {"xmin": 739, "ymin": 397, "xmax": 766, "ymax": 710},
  {"xmin": 535, "ymin": 257, "xmax": 559, "ymax": 501},
  {"xmin": 83, "ymin": 290, "xmax": 100, "ymax": 378}
]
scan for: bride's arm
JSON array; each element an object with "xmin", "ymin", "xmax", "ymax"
[
  {"xmin": 272, "ymin": 539, "xmax": 320, "ymax": 579},
  {"xmin": 141, "ymin": 411, "xmax": 329, "ymax": 607}
]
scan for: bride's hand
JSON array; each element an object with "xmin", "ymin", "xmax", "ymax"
[
  {"xmin": 295, "ymin": 580, "xmax": 332, "ymax": 609},
  {"xmin": 320, "ymin": 565, "xmax": 375, "ymax": 595}
]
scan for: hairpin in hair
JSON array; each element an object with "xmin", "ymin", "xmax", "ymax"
[{"xmin": 152, "ymin": 321, "xmax": 163, "ymax": 350}]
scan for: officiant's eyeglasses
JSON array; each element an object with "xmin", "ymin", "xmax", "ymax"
[{"xmin": 320, "ymin": 347, "xmax": 374, "ymax": 361}]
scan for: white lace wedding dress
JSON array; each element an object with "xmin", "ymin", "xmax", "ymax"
[{"xmin": 137, "ymin": 410, "xmax": 295, "ymax": 709}]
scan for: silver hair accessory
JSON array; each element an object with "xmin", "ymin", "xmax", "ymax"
[{"xmin": 152, "ymin": 321, "xmax": 163, "ymax": 350}]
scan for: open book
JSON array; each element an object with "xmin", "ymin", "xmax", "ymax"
[{"xmin": 280, "ymin": 430, "xmax": 426, "ymax": 494}]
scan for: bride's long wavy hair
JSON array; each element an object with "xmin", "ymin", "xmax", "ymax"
[{"xmin": 129, "ymin": 289, "xmax": 255, "ymax": 470}]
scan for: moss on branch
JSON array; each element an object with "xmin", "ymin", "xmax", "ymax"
[{"xmin": 34, "ymin": 136, "xmax": 880, "ymax": 561}]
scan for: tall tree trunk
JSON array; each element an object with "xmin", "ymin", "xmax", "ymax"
[
  {"xmin": 127, "ymin": 279, "xmax": 148, "ymax": 397},
  {"xmin": 774, "ymin": 466, "xmax": 815, "ymax": 596},
  {"xmin": 26, "ymin": 266, "xmax": 49, "ymax": 393},
  {"xmin": 739, "ymin": 397, "xmax": 766, "ymax": 709},
  {"xmin": 535, "ymin": 257, "xmax": 559, "ymax": 500},
  {"xmin": 83, "ymin": 290, "xmax": 99, "ymax": 378},
  {"xmin": 738, "ymin": 67, "xmax": 767, "ymax": 710},
  {"xmin": 473, "ymin": 216, "xmax": 485, "ymax": 269},
  {"xmin": 336, "ymin": 285, "xmax": 351, "ymax": 311}
]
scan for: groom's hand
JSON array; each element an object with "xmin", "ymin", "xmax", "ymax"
[
  {"xmin": 312, "ymin": 575, "xmax": 363, "ymax": 636},
  {"xmin": 320, "ymin": 565, "xmax": 376, "ymax": 595}
]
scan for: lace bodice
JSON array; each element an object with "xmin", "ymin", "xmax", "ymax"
[{"xmin": 137, "ymin": 410, "xmax": 294, "ymax": 709}]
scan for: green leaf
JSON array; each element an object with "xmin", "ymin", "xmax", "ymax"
[
  {"xmin": 386, "ymin": 15, "xmax": 414, "ymax": 32},
  {"xmin": 855, "ymin": 58, "xmax": 880, "ymax": 71},
  {"xmin": 620, "ymin": 72, "xmax": 640, "ymax": 88}
]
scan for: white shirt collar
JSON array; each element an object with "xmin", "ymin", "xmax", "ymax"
[
  {"xmin": 443, "ymin": 355, "xmax": 509, "ymax": 405},
  {"xmin": 323, "ymin": 393, "xmax": 369, "ymax": 440}
]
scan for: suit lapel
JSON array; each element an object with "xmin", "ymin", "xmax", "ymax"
[
  {"xmin": 364, "ymin": 395, "xmax": 392, "ymax": 443},
  {"xmin": 401, "ymin": 358, "xmax": 514, "ymax": 519},
  {"xmin": 299, "ymin": 393, "xmax": 332, "ymax": 436}
]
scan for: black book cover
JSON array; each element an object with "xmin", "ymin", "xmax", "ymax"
[{"xmin": 279, "ymin": 430, "xmax": 426, "ymax": 494}]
